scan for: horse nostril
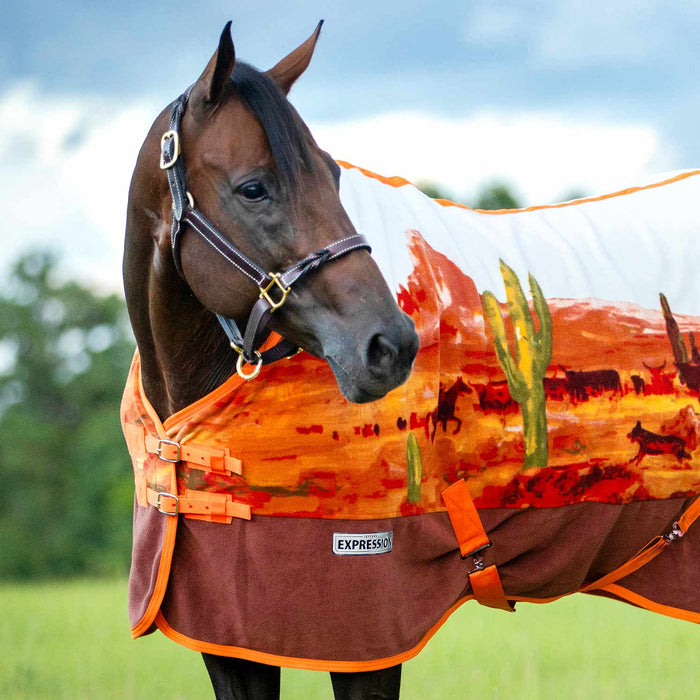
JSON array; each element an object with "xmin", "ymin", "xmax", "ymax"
[{"xmin": 366, "ymin": 334, "xmax": 399, "ymax": 377}]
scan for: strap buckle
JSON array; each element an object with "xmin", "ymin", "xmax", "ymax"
[
  {"xmin": 156, "ymin": 492, "xmax": 179, "ymax": 516},
  {"xmin": 157, "ymin": 438, "xmax": 181, "ymax": 463},
  {"xmin": 259, "ymin": 273, "xmax": 290, "ymax": 311},
  {"xmin": 160, "ymin": 130, "xmax": 180, "ymax": 169}
]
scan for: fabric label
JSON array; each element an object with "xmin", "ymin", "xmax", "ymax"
[{"xmin": 332, "ymin": 531, "xmax": 393, "ymax": 555}]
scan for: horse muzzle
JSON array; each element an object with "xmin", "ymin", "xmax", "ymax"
[{"xmin": 324, "ymin": 313, "xmax": 419, "ymax": 403}]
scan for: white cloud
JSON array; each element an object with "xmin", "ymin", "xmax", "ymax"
[
  {"xmin": 0, "ymin": 82, "xmax": 674, "ymax": 292},
  {"xmin": 0, "ymin": 83, "xmax": 158, "ymax": 291}
]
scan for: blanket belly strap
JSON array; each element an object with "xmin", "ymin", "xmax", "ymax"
[
  {"xmin": 581, "ymin": 495, "xmax": 700, "ymax": 593},
  {"xmin": 442, "ymin": 479, "xmax": 515, "ymax": 612},
  {"xmin": 146, "ymin": 487, "xmax": 251, "ymax": 523}
]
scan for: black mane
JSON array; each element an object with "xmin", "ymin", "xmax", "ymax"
[{"xmin": 231, "ymin": 62, "xmax": 312, "ymax": 188}]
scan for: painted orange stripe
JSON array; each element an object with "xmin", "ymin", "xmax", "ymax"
[
  {"xmin": 154, "ymin": 596, "xmax": 475, "ymax": 673},
  {"xmin": 336, "ymin": 160, "xmax": 700, "ymax": 215}
]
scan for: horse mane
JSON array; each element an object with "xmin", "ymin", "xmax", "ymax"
[{"xmin": 230, "ymin": 61, "xmax": 313, "ymax": 188}]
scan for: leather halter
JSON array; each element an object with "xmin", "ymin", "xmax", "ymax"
[{"xmin": 160, "ymin": 89, "xmax": 371, "ymax": 379}]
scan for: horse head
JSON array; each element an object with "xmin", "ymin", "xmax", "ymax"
[{"xmin": 124, "ymin": 23, "xmax": 418, "ymax": 417}]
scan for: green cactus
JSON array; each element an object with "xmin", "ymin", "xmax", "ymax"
[
  {"xmin": 406, "ymin": 432, "xmax": 422, "ymax": 503},
  {"xmin": 660, "ymin": 293, "xmax": 690, "ymax": 365},
  {"xmin": 482, "ymin": 260, "xmax": 552, "ymax": 469}
]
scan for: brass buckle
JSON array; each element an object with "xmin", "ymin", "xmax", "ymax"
[
  {"xmin": 160, "ymin": 130, "xmax": 180, "ymax": 169},
  {"xmin": 259, "ymin": 273, "xmax": 290, "ymax": 312},
  {"xmin": 236, "ymin": 350, "xmax": 263, "ymax": 381},
  {"xmin": 156, "ymin": 492, "xmax": 179, "ymax": 516},
  {"xmin": 157, "ymin": 438, "xmax": 181, "ymax": 463}
]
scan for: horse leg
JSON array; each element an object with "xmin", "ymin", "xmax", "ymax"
[
  {"xmin": 201, "ymin": 653, "xmax": 281, "ymax": 700},
  {"xmin": 330, "ymin": 664, "xmax": 402, "ymax": 700}
]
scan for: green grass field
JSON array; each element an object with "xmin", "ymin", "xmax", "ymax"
[{"xmin": 1, "ymin": 579, "xmax": 697, "ymax": 699}]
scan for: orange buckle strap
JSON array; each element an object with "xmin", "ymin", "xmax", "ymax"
[
  {"xmin": 146, "ymin": 487, "xmax": 251, "ymax": 524},
  {"xmin": 144, "ymin": 433, "xmax": 242, "ymax": 475},
  {"xmin": 581, "ymin": 494, "xmax": 700, "ymax": 593},
  {"xmin": 442, "ymin": 479, "xmax": 514, "ymax": 612}
]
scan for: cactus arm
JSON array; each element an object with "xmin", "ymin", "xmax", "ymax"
[
  {"xmin": 529, "ymin": 273, "xmax": 553, "ymax": 374},
  {"xmin": 482, "ymin": 290, "xmax": 526, "ymax": 398},
  {"xmin": 500, "ymin": 260, "xmax": 536, "ymax": 369}
]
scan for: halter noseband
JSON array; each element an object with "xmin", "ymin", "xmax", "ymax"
[{"xmin": 160, "ymin": 90, "xmax": 371, "ymax": 380}]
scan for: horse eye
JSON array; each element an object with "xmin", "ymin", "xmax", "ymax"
[{"xmin": 238, "ymin": 181, "xmax": 269, "ymax": 202}]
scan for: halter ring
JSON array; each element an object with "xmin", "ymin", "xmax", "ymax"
[{"xmin": 236, "ymin": 350, "xmax": 263, "ymax": 380}]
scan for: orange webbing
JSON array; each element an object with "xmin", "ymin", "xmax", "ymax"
[
  {"xmin": 442, "ymin": 479, "xmax": 490, "ymax": 556},
  {"xmin": 442, "ymin": 479, "xmax": 514, "ymax": 612},
  {"xmin": 144, "ymin": 433, "xmax": 242, "ymax": 475},
  {"xmin": 470, "ymin": 565, "xmax": 515, "ymax": 612},
  {"xmin": 581, "ymin": 495, "xmax": 700, "ymax": 593},
  {"xmin": 146, "ymin": 487, "xmax": 251, "ymax": 523}
]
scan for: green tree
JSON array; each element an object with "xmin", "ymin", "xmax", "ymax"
[
  {"xmin": 473, "ymin": 181, "xmax": 521, "ymax": 210},
  {"xmin": 0, "ymin": 252, "xmax": 135, "ymax": 579},
  {"xmin": 417, "ymin": 180, "xmax": 523, "ymax": 210},
  {"xmin": 416, "ymin": 180, "xmax": 450, "ymax": 200}
]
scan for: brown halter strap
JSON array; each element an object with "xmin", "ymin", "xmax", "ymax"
[{"xmin": 160, "ymin": 90, "xmax": 371, "ymax": 379}]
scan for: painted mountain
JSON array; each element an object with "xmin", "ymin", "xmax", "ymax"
[{"xmin": 174, "ymin": 229, "xmax": 700, "ymax": 517}]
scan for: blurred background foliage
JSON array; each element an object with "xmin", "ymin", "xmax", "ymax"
[
  {"xmin": 0, "ymin": 182, "xmax": 559, "ymax": 580},
  {"xmin": 0, "ymin": 252, "xmax": 135, "ymax": 579}
]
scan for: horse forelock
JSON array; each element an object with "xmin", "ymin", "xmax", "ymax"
[{"xmin": 229, "ymin": 62, "xmax": 314, "ymax": 192}]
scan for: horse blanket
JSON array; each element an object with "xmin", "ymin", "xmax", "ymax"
[{"xmin": 122, "ymin": 163, "xmax": 700, "ymax": 671}]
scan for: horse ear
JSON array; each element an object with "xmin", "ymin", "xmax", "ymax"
[
  {"xmin": 194, "ymin": 21, "xmax": 236, "ymax": 105},
  {"xmin": 266, "ymin": 20, "xmax": 323, "ymax": 94}
]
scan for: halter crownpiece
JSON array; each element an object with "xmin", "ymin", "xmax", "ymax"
[{"xmin": 160, "ymin": 90, "xmax": 372, "ymax": 380}]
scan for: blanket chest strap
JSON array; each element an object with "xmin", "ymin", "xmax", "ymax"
[
  {"xmin": 144, "ymin": 432, "xmax": 242, "ymax": 475},
  {"xmin": 146, "ymin": 487, "xmax": 251, "ymax": 523}
]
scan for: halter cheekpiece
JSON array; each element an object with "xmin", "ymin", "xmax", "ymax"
[{"xmin": 160, "ymin": 89, "xmax": 371, "ymax": 380}]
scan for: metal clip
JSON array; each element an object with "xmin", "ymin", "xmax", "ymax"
[
  {"xmin": 259, "ymin": 273, "xmax": 291, "ymax": 311},
  {"xmin": 160, "ymin": 130, "xmax": 180, "ymax": 169},
  {"xmin": 663, "ymin": 522, "xmax": 684, "ymax": 543},
  {"xmin": 462, "ymin": 541, "xmax": 492, "ymax": 575}
]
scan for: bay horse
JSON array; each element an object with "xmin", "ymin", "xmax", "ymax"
[
  {"xmin": 123, "ymin": 21, "xmax": 700, "ymax": 700},
  {"xmin": 123, "ymin": 21, "xmax": 416, "ymax": 699}
]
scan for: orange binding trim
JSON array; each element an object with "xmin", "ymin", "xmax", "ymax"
[
  {"xmin": 144, "ymin": 433, "xmax": 242, "ymax": 475},
  {"xmin": 581, "ymin": 495, "xmax": 700, "ymax": 593},
  {"xmin": 146, "ymin": 487, "xmax": 251, "ymax": 524},
  {"xmin": 442, "ymin": 479, "xmax": 514, "ymax": 612}
]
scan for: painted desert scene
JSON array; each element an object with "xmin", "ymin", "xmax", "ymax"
[{"xmin": 163, "ymin": 229, "xmax": 700, "ymax": 518}]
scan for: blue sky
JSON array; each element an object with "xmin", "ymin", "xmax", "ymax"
[{"xmin": 3, "ymin": 1, "xmax": 700, "ymax": 289}]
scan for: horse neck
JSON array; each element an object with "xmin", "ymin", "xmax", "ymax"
[{"xmin": 123, "ymin": 197, "xmax": 235, "ymax": 422}]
